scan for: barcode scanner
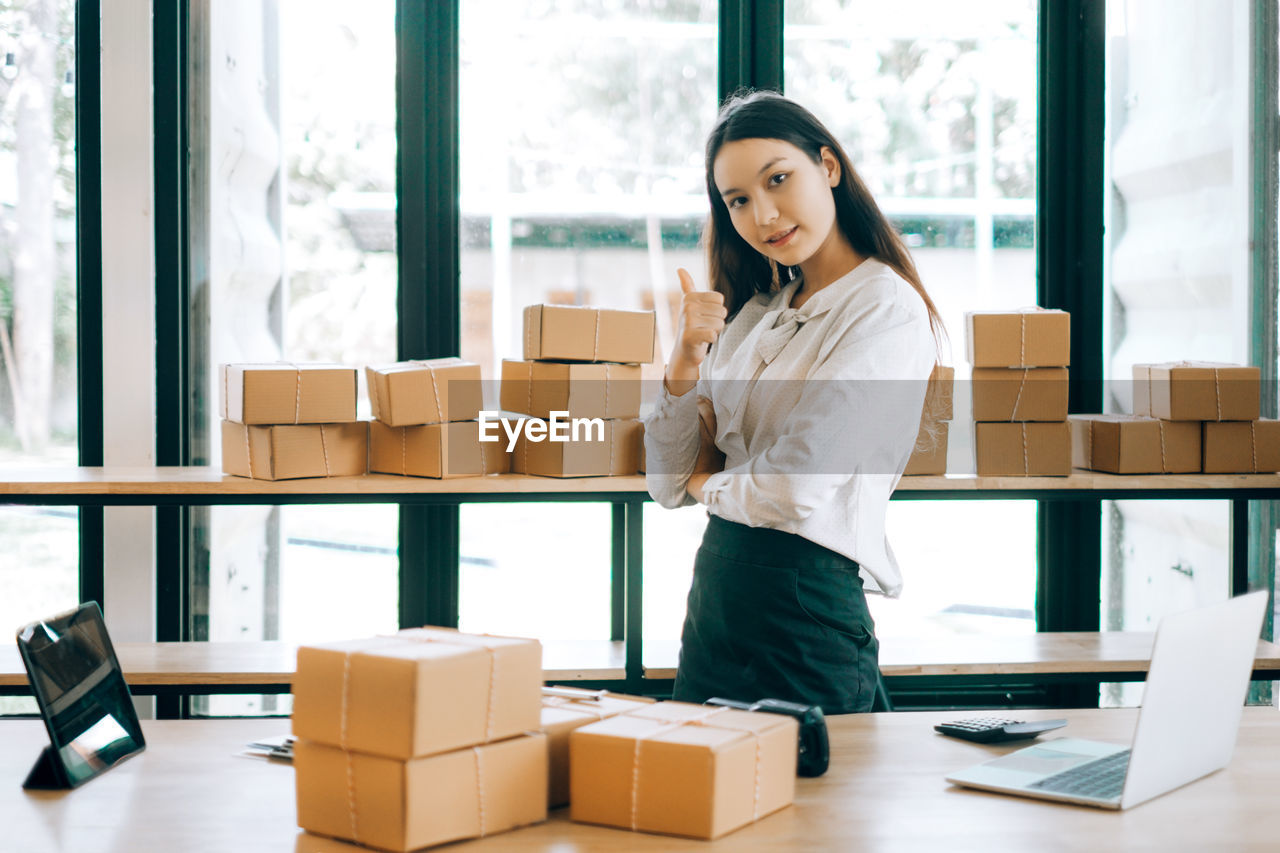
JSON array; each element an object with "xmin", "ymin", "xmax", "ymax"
[{"xmin": 705, "ymin": 697, "xmax": 830, "ymax": 777}]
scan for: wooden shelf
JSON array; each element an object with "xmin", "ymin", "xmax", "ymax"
[
  {"xmin": 6, "ymin": 633, "xmax": 1277, "ymax": 694},
  {"xmin": 4, "ymin": 466, "xmax": 1280, "ymax": 502}
]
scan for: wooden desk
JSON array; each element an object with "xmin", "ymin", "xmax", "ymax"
[{"xmin": 4, "ymin": 708, "xmax": 1279, "ymax": 851}]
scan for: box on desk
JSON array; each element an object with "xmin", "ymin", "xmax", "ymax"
[
  {"xmin": 220, "ymin": 421, "xmax": 368, "ymax": 480},
  {"xmin": 499, "ymin": 359, "xmax": 642, "ymax": 420},
  {"xmin": 366, "ymin": 358, "xmax": 482, "ymax": 427},
  {"xmin": 295, "ymin": 732, "xmax": 547, "ymax": 852},
  {"xmin": 974, "ymin": 421, "xmax": 1071, "ymax": 477},
  {"xmin": 569, "ymin": 701, "xmax": 797, "ymax": 840},
  {"xmin": 220, "ymin": 363, "xmax": 357, "ymax": 424},
  {"xmin": 541, "ymin": 691, "xmax": 657, "ymax": 808},
  {"xmin": 510, "ymin": 418, "xmax": 642, "ymax": 477},
  {"xmin": 522, "ymin": 304, "xmax": 656, "ymax": 364},
  {"xmin": 1069, "ymin": 414, "xmax": 1201, "ymax": 474},
  {"xmin": 1202, "ymin": 420, "xmax": 1280, "ymax": 473},
  {"xmin": 965, "ymin": 309, "xmax": 1070, "ymax": 368},
  {"xmin": 292, "ymin": 629, "xmax": 541, "ymax": 761},
  {"xmin": 1133, "ymin": 362, "xmax": 1261, "ymax": 421},
  {"xmin": 971, "ymin": 367, "xmax": 1069, "ymax": 422},
  {"xmin": 368, "ymin": 420, "xmax": 509, "ymax": 479},
  {"xmin": 903, "ymin": 420, "xmax": 948, "ymax": 476}
]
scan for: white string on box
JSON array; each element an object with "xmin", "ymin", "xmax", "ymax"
[
  {"xmin": 477, "ymin": 423, "xmax": 488, "ymax": 474},
  {"xmin": 1021, "ymin": 423, "xmax": 1030, "ymax": 476},
  {"xmin": 473, "ymin": 746, "xmax": 488, "ymax": 837},
  {"xmin": 1083, "ymin": 419, "xmax": 1093, "ymax": 470},
  {"xmin": 291, "ymin": 362, "xmax": 303, "ymax": 424},
  {"xmin": 1214, "ymin": 366, "xmax": 1223, "ymax": 421},
  {"xmin": 1009, "ymin": 367, "xmax": 1029, "ymax": 422},
  {"xmin": 400, "ymin": 426, "xmax": 408, "ymax": 476},
  {"xmin": 1251, "ymin": 421, "xmax": 1258, "ymax": 472},
  {"xmin": 243, "ymin": 426, "xmax": 255, "ymax": 478},
  {"xmin": 752, "ymin": 732, "xmax": 763, "ymax": 820},
  {"xmin": 340, "ymin": 651, "xmax": 360, "ymax": 844},
  {"xmin": 319, "ymin": 425, "xmax": 332, "ymax": 476},
  {"xmin": 592, "ymin": 310, "xmax": 601, "ymax": 360},
  {"xmin": 1158, "ymin": 421, "xmax": 1168, "ymax": 473},
  {"xmin": 483, "ymin": 646, "xmax": 497, "ymax": 742},
  {"xmin": 603, "ymin": 363, "xmax": 611, "ymax": 418},
  {"xmin": 1019, "ymin": 312, "xmax": 1026, "ymax": 366}
]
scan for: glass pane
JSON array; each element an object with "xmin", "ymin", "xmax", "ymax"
[
  {"xmin": 785, "ymin": 2, "xmax": 1039, "ymax": 643},
  {"xmin": 0, "ymin": 0, "xmax": 79, "ymax": 716},
  {"xmin": 642, "ymin": 503, "xmax": 707, "ymax": 669},
  {"xmin": 459, "ymin": 503, "xmax": 612, "ymax": 642},
  {"xmin": 877, "ymin": 501, "xmax": 1036, "ymax": 636},
  {"xmin": 459, "ymin": 2, "xmax": 717, "ymax": 654},
  {"xmin": 188, "ymin": 0, "xmax": 399, "ymax": 714},
  {"xmin": 1100, "ymin": 5, "xmax": 1254, "ymax": 704}
]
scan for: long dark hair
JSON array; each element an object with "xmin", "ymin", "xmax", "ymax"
[{"xmin": 703, "ymin": 90, "xmax": 944, "ymax": 349}]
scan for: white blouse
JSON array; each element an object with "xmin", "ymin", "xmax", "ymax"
[{"xmin": 644, "ymin": 258, "xmax": 935, "ymax": 596}]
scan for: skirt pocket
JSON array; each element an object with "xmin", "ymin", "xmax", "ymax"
[{"xmin": 792, "ymin": 566, "xmax": 874, "ymax": 648}]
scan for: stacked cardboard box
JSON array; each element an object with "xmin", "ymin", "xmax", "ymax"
[
  {"xmin": 219, "ymin": 363, "xmax": 367, "ymax": 480},
  {"xmin": 1120, "ymin": 362, "xmax": 1274, "ymax": 473},
  {"xmin": 966, "ymin": 310, "xmax": 1072, "ymax": 477},
  {"xmin": 292, "ymin": 628, "xmax": 547, "ymax": 851},
  {"xmin": 365, "ymin": 358, "xmax": 509, "ymax": 478},
  {"xmin": 903, "ymin": 364, "xmax": 955, "ymax": 475},
  {"xmin": 568, "ymin": 700, "xmax": 798, "ymax": 840},
  {"xmin": 501, "ymin": 304, "xmax": 654, "ymax": 477}
]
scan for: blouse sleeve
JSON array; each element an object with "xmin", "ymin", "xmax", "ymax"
[
  {"xmin": 642, "ymin": 368, "xmax": 712, "ymax": 509},
  {"xmin": 699, "ymin": 296, "xmax": 934, "ymax": 524}
]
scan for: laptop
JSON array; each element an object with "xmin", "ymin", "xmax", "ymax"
[{"xmin": 945, "ymin": 590, "xmax": 1269, "ymax": 810}]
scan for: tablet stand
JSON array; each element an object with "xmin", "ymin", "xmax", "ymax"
[{"xmin": 22, "ymin": 746, "xmax": 70, "ymax": 790}]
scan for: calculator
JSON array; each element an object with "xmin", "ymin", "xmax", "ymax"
[{"xmin": 933, "ymin": 717, "xmax": 1067, "ymax": 744}]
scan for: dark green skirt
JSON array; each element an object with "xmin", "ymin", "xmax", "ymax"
[{"xmin": 671, "ymin": 515, "xmax": 880, "ymax": 714}]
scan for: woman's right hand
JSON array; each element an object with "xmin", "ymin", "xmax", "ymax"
[{"xmin": 664, "ymin": 268, "xmax": 726, "ymax": 397}]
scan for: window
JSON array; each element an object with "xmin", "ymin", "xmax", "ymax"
[
  {"xmin": 785, "ymin": 0, "xmax": 1040, "ymax": 640},
  {"xmin": 0, "ymin": 0, "xmax": 78, "ymax": 714},
  {"xmin": 458, "ymin": 0, "xmax": 717, "ymax": 648}
]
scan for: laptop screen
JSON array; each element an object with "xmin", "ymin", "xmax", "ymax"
[{"xmin": 16, "ymin": 602, "xmax": 145, "ymax": 787}]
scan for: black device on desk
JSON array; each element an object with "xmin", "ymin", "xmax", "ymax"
[
  {"xmin": 934, "ymin": 716, "xmax": 1068, "ymax": 744},
  {"xmin": 15, "ymin": 601, "xmax": 146, "ymax": 789},
  {"xmin": 706, "ymin": 697, "xmax": 829, "ymax": 777}
]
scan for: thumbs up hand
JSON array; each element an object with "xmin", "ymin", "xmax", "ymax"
[{"xmin": 665, "ymin": 268, "xmax": 726, "ymax": 396}]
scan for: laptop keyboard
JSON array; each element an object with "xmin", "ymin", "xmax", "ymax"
[{"xmin": 1027, "ymin": 749, "xmax": 1131, "ymax": 800}]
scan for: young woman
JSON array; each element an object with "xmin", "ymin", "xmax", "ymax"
[{"xmin": 644, "ymin": 90, "xmax": 944, "ymax": 714}]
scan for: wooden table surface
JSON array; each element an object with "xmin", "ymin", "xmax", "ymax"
[{"xmin": 4, "ymin": 707, "xmax": 1279, "ymax": 852}]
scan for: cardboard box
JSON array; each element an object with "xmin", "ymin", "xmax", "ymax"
[
  {"xmin": 510, "ymin": 418, "xmax": 642, "ymax": 477},
  {"xmin": 965, "ymin": 310, "xmax": 1071, "ymax": 368},
  {"xmin": 1069, "ymin": 414, "xmax": 1201, "ymax": 474},
  {"xmin": 1202, "ymin": 420, "xmax": 1280, "ymax": 473},
  {"xmin": 295, "ymin": 733, "xmax": 547, "ymax": 852},
  {"xmin": 974, "ymin": 421, "xmax": 1071, "ymax": 477},
  {"xmin": 220, "ymin": 363, "xmax": 358, "ymax": 424},
  {"xmin": 523, "ymin": 304, "xmax": 656, "ymax": 364},
  {"xmin": 292, "ymin": 629, "xmax": 542, "ymax": 760},
  {"xmin": 971, "ymin": 367, "xmax": 1069, "ymax": 422},
  {"xmin": 221, "ymin": 421, "xmax": 368, "ymax": 480},
  {"xmin": 923, "ymin": 364, "xmax": 955, "ymax": 422},
  {"xmin": 540, "ymin": 691, "xmax": 657, "ymax": 808},
  {"xmin": 569, "ymin": 701, "xmax": 797, "ymax": 840},
  {"xmin": 499, "ymin": 359, "xmax": 642, "ymax": 420},
  {"xmin": 369, "ymin": 420, "xmax": 509, "ymax": 479},
  {"xmin": 366, "ymin": 359, "xmax": 483, "ymax": 427},
  {"xmin": 903, "ymin": 420, "xmax": 948, "ymax": 476},
  {"xmin": 1132, "ymin": 362, "xmax": 1260, "ymax": 421}
]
